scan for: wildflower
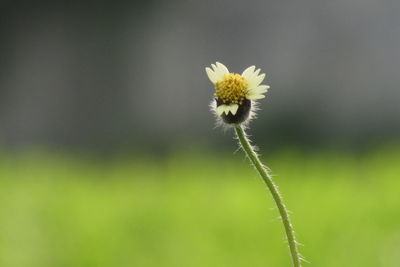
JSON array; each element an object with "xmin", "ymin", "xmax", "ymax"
[
  {"xmin": 205, "ymin": 62, "xmax": 302, "ymax": 267},
  {"xmin": 205, "ymin": 62, "xmax": 269, "ymax": 124}
]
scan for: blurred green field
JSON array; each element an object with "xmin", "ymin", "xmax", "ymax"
[{"xmin": 0, "ymin": 146, "xmax": 399, "ymax": 267}]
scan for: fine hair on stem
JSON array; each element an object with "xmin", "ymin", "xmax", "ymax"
[{"xmin": 234, "ymin": 125, "xmax": 302, "ymax": 267}]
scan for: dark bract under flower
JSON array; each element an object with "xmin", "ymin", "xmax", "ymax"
[{"xmin": 216, "ymin": 98, "xmax": 251, "ymax": 124}]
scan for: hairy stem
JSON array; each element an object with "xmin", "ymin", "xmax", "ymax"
[{"xmin": 234, "ymin": 125, "xmax": 301, "ymax": 267}]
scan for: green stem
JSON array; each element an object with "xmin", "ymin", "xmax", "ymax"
[{"xmin": 234, "ymin": 125, "xmax": 302, "ymax": 267}]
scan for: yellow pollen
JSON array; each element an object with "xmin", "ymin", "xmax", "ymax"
[{"xmin": 215, "ymin": 73, "xmax": 248, "ymax": 104}]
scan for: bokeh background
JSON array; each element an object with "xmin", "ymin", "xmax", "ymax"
[{"xmin": 1, "ymin": 1, "xmax": 400, "ymax": 266}]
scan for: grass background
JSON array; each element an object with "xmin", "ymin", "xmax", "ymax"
[{"xmin": 0, "ymin": 146, "xmax": 399, "ymax": 267}]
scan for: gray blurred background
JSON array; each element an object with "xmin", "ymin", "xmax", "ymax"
[{"xmin": 1, "ymin": 0, "xmax": 399, "ymax": 152}]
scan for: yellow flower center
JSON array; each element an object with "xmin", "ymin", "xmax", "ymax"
[{"xmin": 215, "ymin": 73, "xmax": 248, "ymax": 104}]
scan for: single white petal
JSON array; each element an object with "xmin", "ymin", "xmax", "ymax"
[
  {"xmin": 205, "ymin": 67, "xmax": 217, "ymax": 83},
  {"xmin": 246, "ymin": 69, "xmax": 261, "ymax": 87},
  {"xmin": 247, "ymin": 85, "xmax": 270, "ymax": 96},
  {"xmin": 248, "ymin": 73, "xmax": 266, "ymax": 88},
  {"xmin": 224, "ymin": 106, "xmax": 230, "ymax": 115},
  {"xmin": 211, "ymin": 62, "xmax": 226, "ymax": 82},
  {"xmin": 246, "ymin": 94, "xmax": 266, "ymax": 100},
  {"xmin": 229, "ymin": 104, "xmax": 239, "ymax": 115},
  {"xmin": 246, "ymin": 90, "xmax": 266, "ymax": 98},
  {"xmin": 241, "ymin": 65, "xmax": 256, "ymax": 79},
  {"xmin": 211, "ymin": 64, "xmax": 220, "ymax": 78},
  {"xmin": 213, "ymin": 62, "xmax": 229, "ymax": 82},
  {"xmin": 214, "ymin": 72, "xmax": 225, "ymax": 82},
  {"xmin": 216, "ymin": 104, "xmax": 228, "ymax": 116},
  {"xmin": 252, "ymin": 69, "xmax": 261, "ymax": 78},
  {"xmin": 216, "ymin": 62, "xmax": 229, "ymax": 75}
]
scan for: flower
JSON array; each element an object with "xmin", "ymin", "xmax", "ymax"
[{"xmin": 205, "ymin": 62, "xmax": 269, "ymax": 124}]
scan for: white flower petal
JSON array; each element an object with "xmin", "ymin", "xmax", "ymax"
[
  {"xmin": 248, "ymin": 73, "xmax": 266, "ymax": 88},
  {"xmin": 216, "ymin": 104, "xmax": 228, "ymax": 116},
  {"xmin": 241, "ymin": 65, "xmax": 255, "ymax": 79},
  {"xmin": 246, "ymin": 76, "xmax": 257, "ymax": 88},
  {"xmin": 252, "ymin": 69, "xmax": 261, "ymax": 78},
  {"xmin": 246, "ymin": 94, "xmax": 266, "ymax": 100},
  {"xmin": 211, "ymin": 62, "xmax": 227, "ymax": 82},
  {"xmin": 214, "ymin": 72, "xmax": 225, "ymax": 82},
  {"xmin": 216, "ymin": 62, "xmax": 229, "ymax": 75},
  {"xmin": 246, "ymin": 69, "xmax": 261, "ymax": 87},
  {"xmin": 247, "ymin": 85, "xmax": 270, "ymax": 96},
  {"xmin": 229, "ymin": 104, "xmax": 239, "ymax": 115},
  {"xmin": 205, "ymin": 67, "xmax": 217, "ymax": 83},
  {"xmin": 211, "ymin": 64, "xmax": 221, "ymax": 78}
]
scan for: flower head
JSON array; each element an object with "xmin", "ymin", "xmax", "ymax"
[{"xmin": 206, "ymin": 62, "xmax": 269, "ymax": 124}]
